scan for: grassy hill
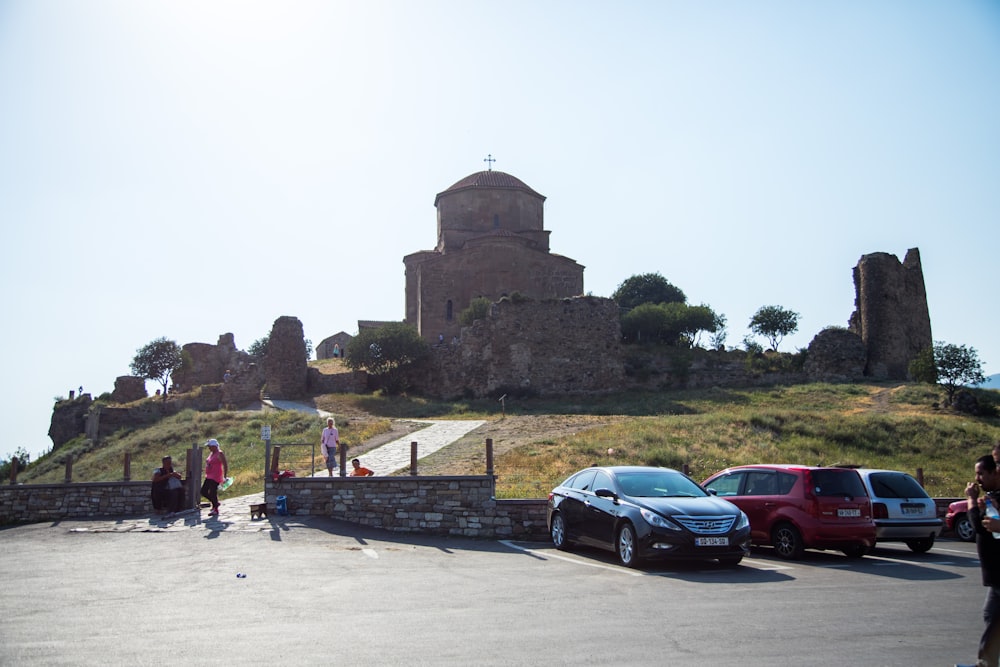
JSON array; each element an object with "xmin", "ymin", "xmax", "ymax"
[{"xmin": 19, "ymin": 382, "xmax": 1000, "ymax": 500}]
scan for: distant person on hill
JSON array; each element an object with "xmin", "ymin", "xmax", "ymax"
[
  {"xmin": 151, "ymin": 456, "xmax": 184, "ymax": 514},
  {"xmin": 200, "ymin": 439, "xmax": 228, "ymax": 516},
  {"xmin": 321, "ymin": 417, "xmax": 340, "ymax": 476},
  {"xmin": 350, "ymin": 458, "xmax": 374, "ymax": 477}
]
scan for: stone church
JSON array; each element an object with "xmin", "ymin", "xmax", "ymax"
[{"xmin": 403, "ymin": 169, "xmax": 585, "ymax": 341}]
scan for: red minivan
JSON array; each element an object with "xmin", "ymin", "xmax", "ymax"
[{"xmin": 702, "ymin": 465, "xmax": 876, "ymax": 560}]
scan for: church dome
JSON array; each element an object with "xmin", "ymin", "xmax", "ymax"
[{"xmin": 434, "ymin": 170, "xmax": 545, "ymax": 206}]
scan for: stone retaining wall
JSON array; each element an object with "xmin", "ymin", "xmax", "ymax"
[
  {"xmin": 0, "ymin": 482, "xmax": 162, "ymax": 524},
  {"xmin": 265, "ymin": 476, "xmax": 549, "ymax": 540}
]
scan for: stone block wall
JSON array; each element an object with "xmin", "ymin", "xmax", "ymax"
[
  {"xmin": 413, "ymin": 295, "xmax": 625, "ymax": 399},
  {"xmin": 0, "ymin": 482, "xmax": 162, "ymax": 524},
  {"xmin": 265, "ymin": 476, "xmax": 549, "ymax": 540}
]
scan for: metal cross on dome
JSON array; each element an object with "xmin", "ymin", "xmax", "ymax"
[{"xmin": 483, "ymin": 154, "xmax": 496, "ymax": 171}]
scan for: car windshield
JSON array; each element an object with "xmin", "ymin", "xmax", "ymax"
[
  {"xmin": 868, "ymin": 472, "xmax": 929, "ymax": 499},
  {"xmin": 616, "ymin": 471, "xmax": 707, "ymax": 498}
]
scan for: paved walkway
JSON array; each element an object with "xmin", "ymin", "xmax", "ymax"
[{"xmin": 68, "ymin": 411, "xmax": 486, "ymax": 534}]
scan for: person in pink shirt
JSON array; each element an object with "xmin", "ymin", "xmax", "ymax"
[
  {"xmin": 200, "ymin": 439, "xmax": 228, "ymax": 516},
  {"xmin": 321, "ymin": 417, "xmax": 340, "ymax": 476}
]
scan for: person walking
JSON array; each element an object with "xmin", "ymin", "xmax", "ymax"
[
  {"xmin": 321, "ymin": 417, "xmax": 340, "ymax": 477},
  {"xmin": 957, "ymin": 454, "xmax": 1000, "ymax": 667},
  {"xmin": 201, "ymin": 439, "xmax": 228, "ymax": 516}
]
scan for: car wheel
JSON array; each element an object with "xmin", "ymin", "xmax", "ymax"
[
  {"xmin": 771, "ymin": 523, "xmax": 805, "ymax": 560},
  {"xmin": 841, "ymin": 544, "xmax": 867, "ymax": 559},
  {"xmin": 550, "ymin": 513, "xmax": 570, "ymax": 551},
  {"xmin": 955, "ymin": 513, "xmax": 976, "ymax": 542},
  {"xmin": 906, "ymin": 536, "xmax": 934, "ymax": 553},
  {"xmin": 617, "ymin": 523, "xmax": 639, "ymax": 568},
  {"xmin": 718, "ymin": 556, "xmax": 743, "ymax": 567}
]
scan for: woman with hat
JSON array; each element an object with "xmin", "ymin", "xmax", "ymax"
[{"xmin": 200, "ymin": 439, "xmax": 229, "ymax": 516}]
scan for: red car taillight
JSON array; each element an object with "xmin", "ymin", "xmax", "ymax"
[{"xmin": 872, "ymin": 502, "xmax": 888, "ymax": 519}]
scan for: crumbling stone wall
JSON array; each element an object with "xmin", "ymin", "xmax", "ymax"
[
  {"xmin": 171, "ymin": 333, "xmax": 253, "ymax": 392},
  {"xmin": 48, "ymin": 394, "xmax": 92, "ymax": 450},
  {"xmin": 413, "ymin": 296, "xmax": 626, "ymax": 398},
  {"xmin": 805, "ymin": 328, "xmax": 867, "ymax": 382},
  {"xmin": 265, "ymin": 316, "xmax": 308, "ymax": 399},
  {"xmin": 849, "ymin": 248, "xmax": 932, "ymax": 380},
  {"xmin": 110, "ymin": 376, "xmax": 147, "ymax": 404}
]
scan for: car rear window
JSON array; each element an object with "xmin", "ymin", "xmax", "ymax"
[
  {"xmin": 868, "ymin": 472, "xmax": 929, "ymax": 499},
  {"xmin": 811, "ymin": 469, "xmax": 868, "ymax": 498}
]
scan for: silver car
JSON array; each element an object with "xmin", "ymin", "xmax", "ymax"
[{"xmin": 855, "ymin": 468, "xmax": 942, "ymax": 553}]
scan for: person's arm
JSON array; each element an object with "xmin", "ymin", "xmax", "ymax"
[
  {"xmin": 220, "ymin": 451, "xmax": 229, "ymax": 478},
  {"xmin": 152, "ymin": 468, "xmax": 170, "ymax": 483}
]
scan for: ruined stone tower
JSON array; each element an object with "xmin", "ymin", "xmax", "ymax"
[
  {"xmin": 848, "ymin": 248, "xmax": 932, "ymax": 380},
  {"xmin": 403, "ymin": 170, "xmax": 585, "ymax": 341}
]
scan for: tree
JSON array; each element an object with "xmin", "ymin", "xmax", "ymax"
[
  {"xmin": 130, "ymin": 337, "xmax": 182, "ymax": 397},
  {"xmin": 344, "ymin": 322, "xmax": 430, "ymax": 394},
  {"xmin": 620, "ymin": 302, "xmax": 721, "ymax": 346},
  {"xmin": 748, "ymin": 305, "xmax": 799, "ymax": 351},
  {"xmin": 612, "ymin": 273, "xmax": 686, "ymax": 311},
  {"xmin": 0, "ymin": 446, "xmax": 30, "ymax": 480},
  {"xmin": 459, "ymin": 297, "xmax": 493, "ymax": 326},
  {"xmin": 916, "ymin": 341, "xmax": 986, "ymax": 405}
]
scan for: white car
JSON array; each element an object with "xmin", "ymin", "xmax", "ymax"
[{"xmin": 855, "ymin": 468, "xmax": 943, "ymax": 553}]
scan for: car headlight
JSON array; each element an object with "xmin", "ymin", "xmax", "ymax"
[
  {"xmin": 640, "ymin": 508, "xmax": 681, "ymax": 531},
  {"xmin": 734, "ymin": 511, "xmax": 749, "ymax": 531}
]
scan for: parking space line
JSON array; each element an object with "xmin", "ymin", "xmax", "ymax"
[{"xmin": 498, "ymin": 540, "xmax": 643, "ymax": 576}]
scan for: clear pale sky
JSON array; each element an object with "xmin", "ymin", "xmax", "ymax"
[{"xmin": 2, "ymin": 1, "xmax": 998, "ymax": 461}]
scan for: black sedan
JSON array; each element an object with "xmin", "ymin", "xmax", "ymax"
[{"xmin": 547, "ymin": 466, "xmax": 751, "ymax": 567}]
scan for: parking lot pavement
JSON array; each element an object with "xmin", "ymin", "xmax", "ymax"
[{"xmin": 1, "ymin": 517, "xmax": 985, "ymax": 666}]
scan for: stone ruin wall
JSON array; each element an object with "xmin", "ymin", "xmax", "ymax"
[
  {"xmin": 849, "ymin": 248, "xmax": 932, "ymax": 380},
  {"xmin": 412, "ymin": 296, "xmax": 626, "ymax": 398},
  {"xmin": 264, "ymin": 316, "xmax": 309, "ymax": 399}
]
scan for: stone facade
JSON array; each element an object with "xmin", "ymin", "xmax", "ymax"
[
  {"xmin": 804, "ymin": 328, "xmax": 868, "ymax": 383},
  {"xmin": 264, "ymin": 316, "xmax": 308, "ymax": 399},
  {"xmin": 264, "ymin": 477, "xmax": 549, "ymax": 540},
  {"xmin": 316, "ymin": 332, "xmax": 353, "ymax": 359},
  {"xmin": 403, "ymin": 170, "xmax": 584, "ymax": 342},
  {"xmin": 412, "ymin": 295, "xmax": 626, "ymax": 399},
  {"xmin": 849, "ymin": 248, "xmax": 932, "ymax": 380}
]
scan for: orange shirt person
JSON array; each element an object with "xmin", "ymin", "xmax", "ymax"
[{"xmin": 350, "ymin": 458, "xmax": 374, "ymax": 477}]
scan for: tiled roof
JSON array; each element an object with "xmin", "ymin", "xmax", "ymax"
[{"xmin": 435, "ymin": 170, "xmax": 544, "ymax": 205}]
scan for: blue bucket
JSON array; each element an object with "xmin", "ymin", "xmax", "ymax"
[{"xmin": 276, "ymin": 495, "xmax": 288, "ymax": 516}]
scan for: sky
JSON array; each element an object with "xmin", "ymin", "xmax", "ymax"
[{"xmin": 2, "ymin": 1, "xmax": 998, "ymax": 461}]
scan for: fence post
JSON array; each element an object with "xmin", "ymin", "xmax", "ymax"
[
  {"xmin": 339, "ymin": 445, "xmax": 347, "ymax": 478},
  {"xmin": 916, "ymin": 467, "xmax": 924, "ymax": 487},
  {"xmin": 8, "ymin": 456, "xmax": 18, "ymax": 484},
  {"xmin": 270, "ymin": 445, "xmax": 282, "ymax": 478},
  {"xmin": 188, "ymin": 444, "xmax": 202, "ymax": 511},
  {"xmin": 123, "ymin": 452, "xmax": 131, "ymax": 481},
  {"xmin": 682, "ymin": 463, "xmax": 690, "ymax": 476},
  {"xmin": 485, "ymin": 438, "xmax": 494, "ymax": 476},
  {"xmin": 410, "ymin": 441, "xmax": 418, "ymax": 476},
  {"xmin": 64, "ymin": 456, "xmax": 73, "ymax": 484}
]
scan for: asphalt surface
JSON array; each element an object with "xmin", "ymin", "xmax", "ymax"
[{"xmin": 0, "ymin": 513, "xmax": 987, "ymax": 666}]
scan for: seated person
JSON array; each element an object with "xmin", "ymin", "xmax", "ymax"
[
  {"xmin": 151, "ymin": 456, "xmax": 184, "ymax": 513},
  {"xmin": 350, "ymin": 458, "xmax": 375, "ymax": 477}
]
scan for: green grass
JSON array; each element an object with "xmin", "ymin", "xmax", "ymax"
[{"xmin": 19, "ymin": 382, "xmax": 1000, "ymax": 501}]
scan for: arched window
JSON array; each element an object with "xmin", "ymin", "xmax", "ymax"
[
  {"xmin": 446, "ymin": 300, "xmax": 453, "ymax": 320},
  {"xmin": 493, "ymin": 214, "xmax": 500, "ymax": 228}
]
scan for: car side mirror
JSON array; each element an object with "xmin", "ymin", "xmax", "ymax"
[{"xmin": 706, "ymin": 488, "xmax": 718, "ymax": 496}]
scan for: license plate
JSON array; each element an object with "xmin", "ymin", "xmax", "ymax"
[
  {"xmin": 902, "ymin": 505, "xmax": 924, "ymax": 515},
  {"xmin": 695, "ymin": 537, "xmax": 729, "ymax": 546},
  {"xmin": 838, "ymin": 508, "xmax": 861, "ymax": 518}
]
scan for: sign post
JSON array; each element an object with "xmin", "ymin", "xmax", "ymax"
[{"xmin": 262, "ymin": 425, "xmax": 272, "ymax": 478}]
